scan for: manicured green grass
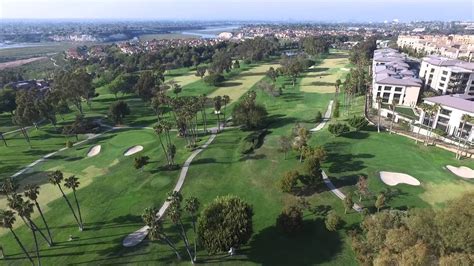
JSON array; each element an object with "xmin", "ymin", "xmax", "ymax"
[{"xmin": 1, "ymin": 51, "xmax": 472, "ymax": 265}]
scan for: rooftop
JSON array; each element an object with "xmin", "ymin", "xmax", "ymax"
[
  {"xmin": 424, "ymin": 94, "xmax": 474, "ymax": 113},
  {"xmin": 423, "ymin": 55, "xmax": 474, "ymax": 72}
]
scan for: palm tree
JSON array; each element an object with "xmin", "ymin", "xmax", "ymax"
[
  {"xmin": 376, "ymin": 96, "xmax": 382, "ymax": 133},
  {"xmin": 462, "ymin": 116, "xmax": 474, "ymax": 157},
  {"xmin": 213, "ymin": 96, "xmax": 222, "ymax": 132},
  {"xmin": 24, "ymin": 184, "xmax": 54, "ymax": 245},
  {"xmin": 426, "ymin": 104, "xmax": 440, "ymax": 145},
  {"xmin": 388, "ymin": 101, "xmax": 397, "ymax": 134},
  {"xmin": 184, "ymin": 197, "xmax": 200, "ymax": 261},
  {"xmin": 456, "ymin": 114, "xmax": 472, "ymax": 159},
  {"xmin": 334, "ymin": 79, "xmax": 341, "ymax": 100},
  {"xmin": 222, "ymin": 95, "xmax": 230, "ymax": 126},
  {"xmin": 154, "ymin": 123, "xmax": 170, "ymax": 166},
  {"xmin": 0, "ymin": 209, "xmax": 35, "ymax": 265},
  {"xmin": 199, "ymin": 94, "xmax": 208, "ymax": 133},
  {"xmin": 142, "ymin": 207, "xmax": 181, "ymax": 260},
  {"xmin": 168, "ymin": 204, "xmax": 194, "ymax": 264},
  {"xmin": 8, "ymin": 193, "xmax": 52, "ymax": 247},
  {"xmin": 48, "ymin": 170, "xmax": 82, "ymax": 231},
  {"xmin": 64, "ymin": 176, "xmax": 84, "ymax": 231},
  {"xmin": 414, "ymin": 103, "xmax": 428, "ymax": 144},
  {"xmin": 17, "ymin": 200, "xmax": 42, "ymax": 266},
  {"xmin": 0, "ymin": 177, "xmax": 18, "ymax": 198}
]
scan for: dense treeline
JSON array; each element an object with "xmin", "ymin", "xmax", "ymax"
[{"xmin": 351, "ymin": 192, "xmax": 474, "ymax": 265}]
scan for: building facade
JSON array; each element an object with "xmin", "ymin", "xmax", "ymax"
[
  {"xmin": 419, "ymin": 56, "xmax": 474, "ymax": 95},
  {"xmin": 419, "ymin": 94, "xmax": 474, "ymax": 142},
  {"xmin": 397, "ymin": 34, "xmax": 474, "ymax": 60},
  {"xmin": 372, "ymin": 49, "xmax": 422, "ymax": 107}
]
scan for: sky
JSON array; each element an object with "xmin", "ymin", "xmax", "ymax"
[{"xmin": 0, "ymin": 0, "xmax": 473, "ymax": 22}]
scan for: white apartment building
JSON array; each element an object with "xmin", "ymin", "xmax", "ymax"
[
  {"xmin": 419, "ymin": 56, "xmax": 474, "ymax": 95},
  {"xmin": 372, "ymin": 49, "xmax": 422, "ymax": 107},
  {"xmin": 419, "ymin": 94, "xmax": 474, "ymax": 142},
  {"xmin": 397, "ymin": 35, "xmax": 474, "ymax": 60}
]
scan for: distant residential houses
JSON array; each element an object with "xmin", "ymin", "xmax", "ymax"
[{"xmin": 397, "ymin": 34, "xmax": 474, "ymax": 60}]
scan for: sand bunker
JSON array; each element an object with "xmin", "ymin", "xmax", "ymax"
[
  {"xmin": 87, "ymin": 145, "xmax": 101, "ymax": 157},
  {"xmin": 124, "ymin": 145, "xmax": 143, "ymax": 156},
  {"xmin": 446, "ymin": 165, "xmax": 474, "ymax": 179},
  {"xmin": 379, "ymin": 171, "xmax": 421, "ymax": 186}
]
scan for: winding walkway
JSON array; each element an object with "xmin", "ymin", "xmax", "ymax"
[
  {"xmin": 322, "ymin": 171, "xmax": 362, "ymax": 212},
  {"xmin": 122, "ymin": 128, "xmax": 219, "ymax": 247},
  {"xmin": 310, "ymin": 100, "xmax": 333, "ymax": 132},
  {"xmin": 308, "ymin": 99, "xmax": 362, "ymax": 212}
]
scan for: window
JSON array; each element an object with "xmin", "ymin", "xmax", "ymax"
[
  {"xmin": 439, "ymin": 82, "xmax": 445, "ymax": 87},
  {"xmin": 383, "ymin": 93, "xmax": 390, "ymax": 99},
  {"xmin": 440, "ymin": 108, "xmax": 451, "ymax": 116},
  {"xmin": 438, "ymin": 116, "xmax": 450, "ymax": 124},
  {"xmin": 441, "ymin": 77, "xmax": 446, "ymax": 81},
  {"xmin": 384, "ymin": 86, "xmax": 392, "ymax": 91},
  {"xmin": 395, "ymin": 87, "xmax": 403, "ymax": 92},
  {"xmin": 430, "ymin": 68, "xmax": 435, "ymax": 73},
  {"xmin": 442, "ymin": 70, "xmax": 448, "ymax": 75}
]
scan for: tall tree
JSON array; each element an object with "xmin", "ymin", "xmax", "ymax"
[
  {"xmin": 142, "ymin": 207, "xmax": 181, "ymax": 260},
  {"xmin": 376, "ymin": 96, "xmax": 382, "ymax": 133},
  {"xmin": 24, "ymin": 184, "xmax": 54, "ymax": 245},
  {"xmin": 167, "ymin": 192, "xmax": 194, "ymax": 264},
  {"xmin": 53, "ymin": 69, "xmax": 94, "ymax": 114},
  {"xmin": 222, "ymin": 95, "xmax": 230, "ymax": 125},
  {"xmin": 64, "ymin": 175, "xmax": 84, "ymax": 231},
  {"xmin": 213, "ymin": 96, "xmax": 222, "ymax": 132},
  {"xmin": 0, "ymin": 209, "xmax": 34, "ymax": 265},
  {"xmin": 108, "ymin": 100, "xmax": 130, "ymax": 125},
  {"xmin": 48, "ymin": 171, "xmax": 82, "ymax": 231},
  {"xmin": 184, "ymin": 197, "xmax": 200, "ymax": 261},
  {"xmin": 17, "ymin": 200, "xmax": 43, "ymax": 265},
  {"xmin": 388, "ymin": 102, "xmax": 397, "ymax": 134}
]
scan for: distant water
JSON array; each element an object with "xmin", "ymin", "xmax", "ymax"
[
  {"xmin": 180, "ymin": 25, "xmax": 240, "ymax": 39},
  {"xmin": 0, "ymin": 43, "xmax": 47, "ymax": 50}
]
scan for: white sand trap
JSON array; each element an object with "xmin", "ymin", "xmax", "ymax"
[
  {"xmin": 87, "ymin": 145, "xmax": 101, "ymax": 157},
  {"xmin": 380, "ymin": 171, "xmax": 421, "ymax": 186},
  {"xmin": 124, "ymin": 145, "xmax": 143, "ymax": 156},
  {"xmin": 446, "ymin": 165, "xmax": 474, "ymax": 179}
]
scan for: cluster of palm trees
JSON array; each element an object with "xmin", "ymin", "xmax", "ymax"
[
  {"xmin": 415, "ymin": 103, "xmax": 441, "ymax": 145},
  {"xmin": 142, "ymin": 191, "xmax": 200, "ymax": 263},
  {"xmin": 0, "ymin": 171, "xmax": 84, "ymax": 265},
  {"xmin": 154, "ymin": 121, "xmax": 176, "ymax": 167},
  {"xmin": 455, "ymin": 114, "xmax": 473, "ymax": 160}
]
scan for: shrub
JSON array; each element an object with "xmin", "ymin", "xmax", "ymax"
[
  {"xmin": 65, "ymin": 140, "xmax": 73, "ymax": 148},
  {"xmin": 348, "ymin": 116, "xmax": 369, "ymax": 131},
  {"xmin": 279, "ymin": 170, "xmax": 299, "ymax": 193},
  {"xmin": 203, "ymin": 73, "xmax": 225, "ymax": 86},
  {"xmin": 315, "ymin": 111, "xmax": 323, "ymax": 123},
  {"xmin": 328, "ymin": 123, "xmax": 350, "ymax": 136},
  {"xmin": 325, "ymin": 210, "xmax": 342, "ymax": 231},
  {"xmin": 276, "ymin": 205, "xmax": 303, "ymax": 234},
  {"xmin": 198, "ymin": 195, "xmax": 253, "ymax": 254}
]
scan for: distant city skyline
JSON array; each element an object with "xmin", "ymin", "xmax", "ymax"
[{"xmin": 1, "ymin": 0, "xmax": 472, "ymax": 22}]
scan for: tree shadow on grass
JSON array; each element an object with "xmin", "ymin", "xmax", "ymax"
[
  {"xmin": 246, "ymin": 219, "xmax": 343, "ymax": 265},
  {"xmin": 343, "ymin": 131, "xmax": 369, "ymax": 139},
  {"xmin": 266, "ymin": 115, "xmax": 297, "ymax": 130},
  {"xmin": 325, "ymin": 152, "xmax": 373, "ymax": 173},
  {"xmin": 331, "ymin": 174, "xmax": 359, "ymax": 189},
  {"xmin": 279, "ymin": 93, "xmax": 304, "ymax": 102},
  {"xmin": 310, "ymin": 81, "xmax": 335, "ymax": 86},
  {"xmin": 219, "ymin": 82, "xmax": 243, "ymax": 88}
]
